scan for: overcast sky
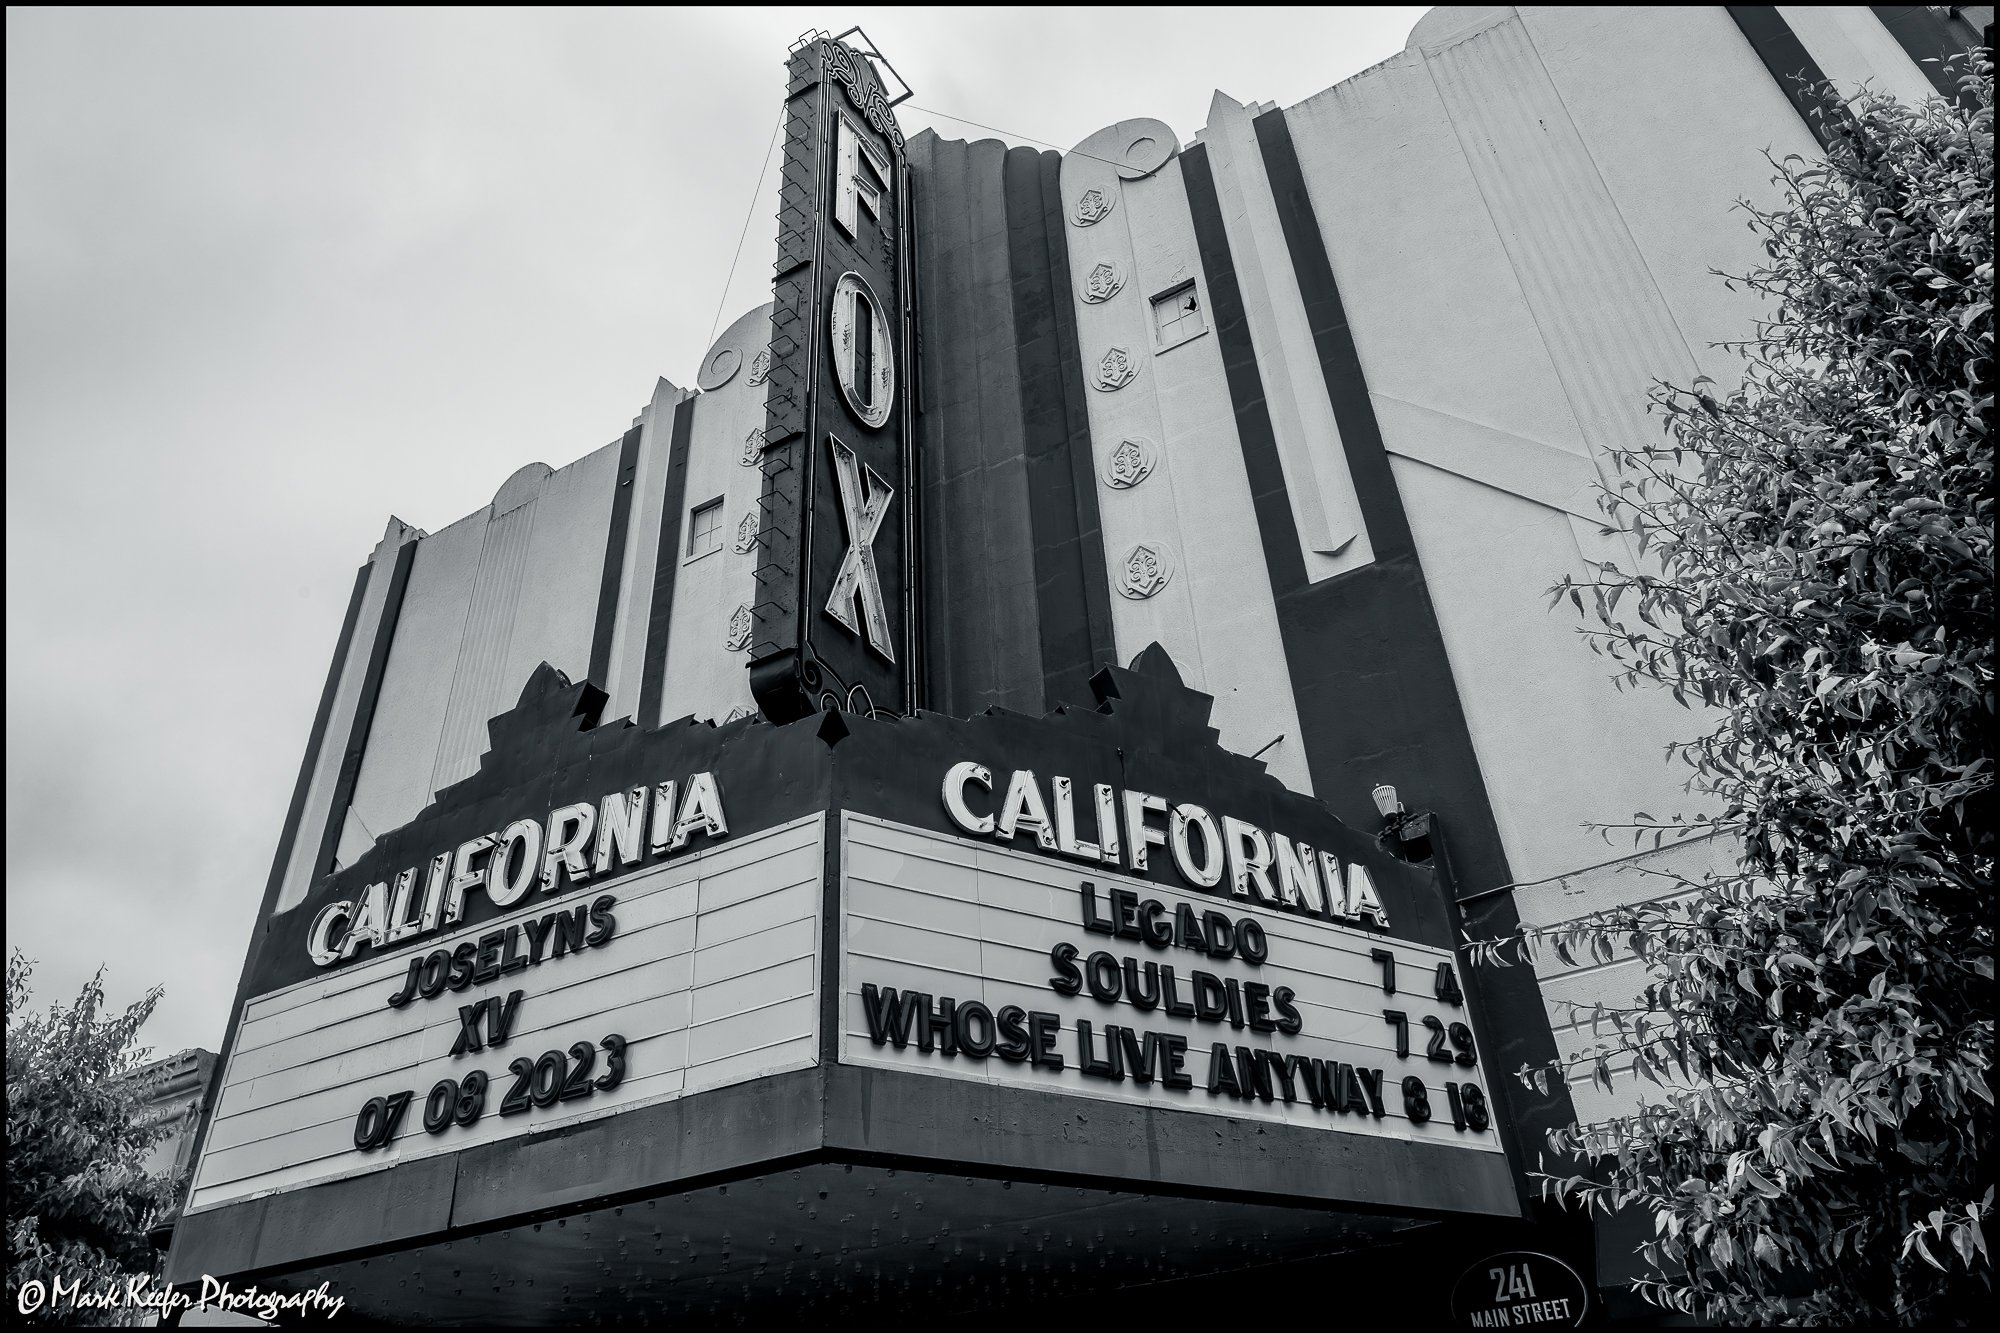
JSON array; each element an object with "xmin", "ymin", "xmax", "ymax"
[{"xmin": 6, "ymin": 7, "xmax": 1429, "ymax": 1059}]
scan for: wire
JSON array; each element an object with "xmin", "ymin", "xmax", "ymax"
[
  {"xmin": 902, "ymin": 104, "xmax": 1133, "ymax": 170},
  {"xmin": 1453, "ymin": 829, "xmax": 1727, "ymax": 905},
  {"xmin": 705, "ymin": 108, "xmax": 787, "ymax": 358},
  {"xmin": 699, "ymin": 100, "xmax": 1137, "ymax": 364}
]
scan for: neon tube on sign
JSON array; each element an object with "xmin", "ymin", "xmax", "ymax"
[
  {"xmin": 305, "ymin": 773, "xmax": 727, "ymax": 968},
  {"xmin": 940, "ymin": 762, "xmax": 1388, "ymax": 928}
]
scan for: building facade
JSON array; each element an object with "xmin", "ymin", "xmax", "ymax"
[
  {"xmin": 165, "ymin": 6, "xmax": 1988, "ymax": 1325},
  {"xmin": 127, "ymin": 1048, "xmax": 219, "ymax": 1185}
]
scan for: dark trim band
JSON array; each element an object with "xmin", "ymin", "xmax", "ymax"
[
  {"xmin": 266, "ymin": 564, "xmax": 373, "ymax": 922},
  {"xmin": 639, "ymin": 395, "xmax": 698, "ymax": 727},
  {"xmin": 1036, "ymin": 148, "xmax": 1117, "ymax": 699},
  {"xmin": 1004, "ymin": 146, "xmax": 1116, "ymax": 710},
  {"xmin": 1726, "ymin": 6, "xmax": 1841, "ymax": 148},
  {"xmin": 1870, "ymin": 5, "xmax": 1987, "ymax": 105},
  {"xmin": 587, "ymin": 423, "xmax": 646, "ymax": 688},
  {"xmin": 307, "ymin": 538, "xmax": 416, "ymax": 887},
  {"xmin": 1182, "ymin": 120, "xmax": 1574, "ymax": 1203}
]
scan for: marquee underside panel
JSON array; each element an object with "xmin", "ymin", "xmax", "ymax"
[{"xmin": 257, "ymin": 1159, "xmax": 1433, "ymax": 1325}]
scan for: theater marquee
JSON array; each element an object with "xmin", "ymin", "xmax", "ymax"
[
  {"xmin": 172, "ymin": 646, "xmax": 1525, "ymax": 1321},
  {"xmin": 842, "ymin": 812, "xmax": 1501, "ymax": 1150},
  {"xmin": 163, "ymin": 27, "xmax": 1568, "ymax": 1323}
]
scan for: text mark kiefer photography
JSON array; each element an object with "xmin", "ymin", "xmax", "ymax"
[{"xmin": 14, "ymin": 1274, "xmax": 345, "ymax": 1321}]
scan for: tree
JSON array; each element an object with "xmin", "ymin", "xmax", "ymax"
[
  {"xmin": 1472, "ymin": 57, "xmax": 1993, "ymax": 1325},
  {"xmin": 6, "ymin": 951, "xmax": 179, "ymax": 1325}
]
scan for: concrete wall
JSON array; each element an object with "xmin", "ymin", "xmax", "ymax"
[
  {"xmin": 1269, "ymin": 3, "xmax": 1911, "ymax": 884},
  {"xmin": 658, "ymin": 304, "xmax": 770, "ymax": 727},
  {"xmin": 906, "ymin": 134, "xmax": 1046, "ymax": 718},
  {"xmin": 264, "ymin": 3, "xmax": 1954, "ymax": 1117},
  {"xmin": 340, "ymin": 447, "xmax": 619, "ymax": 858},
  {"xmin": 1058, "ymin": 123, "xmax": 1313, "ymax": 793},
  {"xmin": 602, "ymin": 377, "xmax": 690, "ymax": 727},
  {"xmin": 904, "ymin": 134, "xmax": 1118, "ymax": 720},
  {"xmin": 128, "ymin": 1048, "xmax": 219, "ymax": 1182},
  {"xmin": 1783, "ymin": 4, "xmax": 1945, "ymax": 104},
  {"xmin": 1260, "ymin": 3, "xmax": 1948, "ymax": 1117}
]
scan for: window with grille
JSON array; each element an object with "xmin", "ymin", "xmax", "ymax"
[
  {"xmin": 686, "ymin": 497, "xmax": 724, "ymax": 560},
  {"xmin": 1151, "ymin": 282, "xmax": 1206, "ymax": 350}
]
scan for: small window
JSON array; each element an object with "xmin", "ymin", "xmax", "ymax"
[
  {"xmin": 1151, "ymin": 282, "xmax": 1206, "ymax": 350},
  {"xmin": 686, "ymin": 497, "xmax": 724, "ymax": 560}
]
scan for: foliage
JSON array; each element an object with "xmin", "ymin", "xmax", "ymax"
[
  {"xmin": 1469, "ymin": 58, "xmax": 1993, "ymax": 1324},
  {"xmin": 5, "ymin": 951, "xmax": 178, "ymax": 1325}
]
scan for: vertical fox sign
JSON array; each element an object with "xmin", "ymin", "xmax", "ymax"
[{"xmin": 750, "ymin": 35, "xmax": 917, "ymax": 722}]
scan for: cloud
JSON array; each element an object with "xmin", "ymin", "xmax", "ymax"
[{"xmin": 4, "ymin": 6, "xmax": 1423, "ymax": 1056}]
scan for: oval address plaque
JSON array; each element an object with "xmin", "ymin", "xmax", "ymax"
[{"xmin": 1449, "ymin": 1251, "xmax": 1590, "ymax": 1330}]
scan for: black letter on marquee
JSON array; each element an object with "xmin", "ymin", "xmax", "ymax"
[
  {"xmin": 1077, "ymin": 1020, "xmax": 1118, "ymax": 1080},
  {"xmin": 1370, "ymin": 947, "xmax": 1396, "ymax": 995},
  {"xmin": 386, "ymin": 958, "xmax": 421, "ymax": 1009},
  {"xmin": 1085, "ymin": 950, "xmax": 1123, "ymax": 1003},
  {"xmin": 1111, "ymin": 889, "xmax": 1143, "ymax": 941},
  {"xmin": 523, "ymin": 914, "xmax": 556, "ymax": 964},
  {"xmin": 1235, "ymin": 917, "xmax": 1268, "ymax": 966},
  {"xmin": 1192, "ymin": 970, "xmax": 1228, "ymax": 1023},
  {"xmin": 1203, "ymin": 911, "xmax": 1237, "ymax": 959},
  {"xmin": 1293, "ymin": 1055, "xmax": 1325, "ymax": 1109},
  {"xmin": 586, "ymin": 895, "xmax": 618, "ymax": 947},
  {"xmin": 1029, "ymin": 1011, "xmax": 1065, "ymax": 1070},
  {"xmin": 1354, "ymin": 1066, "xmax": 1387, "ymax": 1118},
  {"xmin": 1120, "ymin": 1027, "xmax": 1174, "ymax": 1085},
  {"xmin": 451, "ymin": 1001, "xmax": 486, "ymax": 1056},
  {"xmin": 1383, "ymin": 1009, "xmax": 1410, "ymax": 1059},
  {"xmin": 1079, "ymin": 882, "xmax": 1116, "ymax": 936},
  {"xmin": 1048, "ymin": 942, "xmax": 1082, "ymax": 994},
  {"xmin": 954, "ymin": 1000, "xmax": 996, "ymax": 1058},
  {"xmin": 921, "ymin": 996, "xmax": 959, "ymax": 1055},
  {"xmin": 1268, "ymin": 1052, "xmax": 1298, "ymax": 1102},
  {"xmin": 500, "ymin": 924, "xmax": 528, "ymax": 974},
  {"xmin": 861, "ymin": 983, "xmax": 924, "ymax": 1048},
  {"xmin": 1161, "ymin": 1033, "xmax": 1193, "ymax": 1090},
  {"xmin": 1273, "ymin": 986, "xmax": 1303, "ymax": 1036},
  {"xmin": 474, "ymin": 930, "xmax": 505, "ymax": 985},
  {"xmin": 1244, "ymin": 980, "xmax": 1275, "ymax": 1032},
  {"xmin": 995, "ymin": 1005, "xmax": 1031, "ymax": 1062},
  {"xmin": 1175, "ymin": 902, "xmax": 1206, "ymax": 952},
  {"xmin": 447, "ymin": 941, "xmax": 478, "ymax": 990},
  {"xmin": 1123, "ymin": 957, "xmax": 1161, "ymax": 1011},
  {"xmin": 552, "ymin": 905, "xmax": 588, "ymax": 958},
  {"xmin": 1206, "ymin": 1042, "xmax": 1241, "ymax": 1097},
  {"xmin": 489, "ymin": 990, "xmax": 524, "ymax": 1046},
  {"xmin": 1235, "ymin": 1047, "xmax": 1274, "ymax": 1102}
]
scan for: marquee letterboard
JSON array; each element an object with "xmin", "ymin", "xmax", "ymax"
[
  {"xmin": 840, "ymin": 813, "xmax": 1505, "ymax": 1153},
  {"xmin": 187, "ymin": 817, "xmax": 823, "ymax": 1214}
]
